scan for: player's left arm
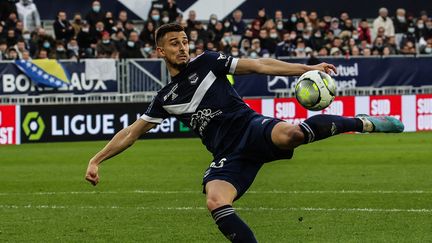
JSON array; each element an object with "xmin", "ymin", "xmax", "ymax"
[{"xmin": 233, "ymin": 58, "xmax": 337, "ymax": 76}]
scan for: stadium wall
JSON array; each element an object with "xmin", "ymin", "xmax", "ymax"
[{"xmin": 1, "ymin": 94, "xmax": 432, "ymax": 145}]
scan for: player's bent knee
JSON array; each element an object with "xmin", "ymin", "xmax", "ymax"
[{"xmin": 206, "ymin": 196, "xmax": 232, "ymax": 211}]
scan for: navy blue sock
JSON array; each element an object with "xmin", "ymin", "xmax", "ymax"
[
  {"xmin": 211, "ymin": 205, "xmax": 257, "ymax": 243},
  {"xmin": 299, "ymin": 114, "xmax": 363, "ymax": 143}
]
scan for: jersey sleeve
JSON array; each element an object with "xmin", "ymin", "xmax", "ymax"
[
  {"xmin": 203, "ymin": 51, "xmax": 239, "ymax": 75},
  {"xmin": 140, "ymin": 95, "xmax": 170, "ymax": 124}
]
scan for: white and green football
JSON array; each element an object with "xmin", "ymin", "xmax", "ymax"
[{"xmin": 295, "ymin": 70, "xmax": 337, "ymax": 111}]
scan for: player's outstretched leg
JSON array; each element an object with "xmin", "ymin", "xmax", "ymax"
[
  {"xmin": 272, "ymin": 114, "xmax": 404, "ymax": 149},
  {"xmin": 299, "ymin": 114, "xmax": 404, "ymax": 144},
  {"xmin": 206, "ymin": 180, "xmax": 258, "ymax": 243}
]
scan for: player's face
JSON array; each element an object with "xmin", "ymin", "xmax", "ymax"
[{"xmin": 157, "ymin": 31, "xmax": 190, "ymax": 69}]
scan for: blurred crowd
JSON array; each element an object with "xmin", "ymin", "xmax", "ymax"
[{"xmin": 0, "ymin": 0, "xmax": 431, "ymax": 61}]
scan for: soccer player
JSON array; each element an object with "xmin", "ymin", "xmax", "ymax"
[{"xmin": 85, "ymin": 23, "xmax": 404, "ymax": 242}]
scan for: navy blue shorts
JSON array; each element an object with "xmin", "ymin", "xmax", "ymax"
[{"xmin": 202, "ymin": 116, "xmax": 294, "ymax": 200}]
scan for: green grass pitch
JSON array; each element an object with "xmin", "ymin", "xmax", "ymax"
[{"xmin": 1, "ymin": 132, "xmax": 432, "ymax": 242}]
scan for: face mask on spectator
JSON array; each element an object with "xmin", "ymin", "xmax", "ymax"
[
  {"xmin": 82, "ymin": 28, "xmax": 89, "ymax": 33},
  {"xmin": 102, "ymin": 39, "xmax": 110, "ymax": 44},
  {"xmin": 397, "ymin": 16, "xmax": 406, "ymax": 22},
  {"xmin": 276, "ymin": 24, "xmax": 283, "ymax": 30},
  {"xmin": 270, "ymin": 33, "xmax": 278, "ymax": 39},
  {"xmin": 303, "ymin": 34, "xmax": 310, "ymax": 40},
  {"xmin": 231, "ymin": 51, "xmax": 239, "ymax": 56},
  {"xmin": 189, "ymin": 43, "xmax": 195, "ymax": 50},
  {"xmin": 144, "ymin": 47, "xmax": 152, "ymax": 53},
  {"xmin": 43, "ymin": 42, "xmax": 51, "ymax": 49},
  {"xmin": 291, "ymin": 16, "xmax": 297, "ymax": 22},
  {"xmin": 68, "ymin": 45, "xmax": 79, "ymax": 52},
  {"xmin": 23, "ymin": 33, "xmax": 31, "ymax": 40},
  {"xmin": 417, "ymin": 24, "xmax": 424, "ymax": 29},
  {"xmin": 249, "ymin": 52, "xmax": 257, "ymax": 58},
  {"xmin": 210, "ymin": 19, "xmax": 217, "ymax": 25},
  {"xmin": 152, "ymin": 15, "xmax": 160, "ymax": 21},
  {"xmin": 96, "ymin": 27, "xmax": 103, "ymax": 32},
  {"xmin": 352, "ymin": 34, "xmax": 359, "ymax": 39},
  {"xmin": 56, "ymin": 47, "xmax": 65, "ymax": 52},
  {"xmin": 127, "ymin": 41, "xmax": 135, "ymax": 47},
  {"xmin": 314, "ymin": 32, "xmax": 322, "ymax": 38},
  {"xmin": 93, "ymin": 5, "xmax": 101, "ymax": 13},
  {"xmin": 224, "ymin": 22, "xmax": 230, "ymax": 28},
  {"xmin": 408, "ymin": 27, "xmax": 415, "ymax": 33},
  {"xmin": 162, "ymin": 17, "xmax": 169, "ymax": 23},
  {"xmin": 426, "ymin": 47, "xmax": 432, "ymax": 53},
  {"xmin": 223, "ymin": 36, "xmax": 231, "ymax": 44}
]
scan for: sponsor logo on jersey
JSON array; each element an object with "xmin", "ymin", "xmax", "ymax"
[
  {"xmin": 163, "ymin": 83, "xmax": 178, "ymax": 101},
  {"xmin": 190, "ymin": 109, "xmax": 222, "ymax": 136},
  {"xmin": 188, "ymin": 72, "xmax": 199, "ymax": 85}
]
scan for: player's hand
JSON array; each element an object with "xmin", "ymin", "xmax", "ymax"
[
  {"xmin": 85, "ymin": 162, "xmax": 100, "ymax": 186},
  {"xmin": 312, "ymin": 62, "xmax": 337, "ymax": 75}
]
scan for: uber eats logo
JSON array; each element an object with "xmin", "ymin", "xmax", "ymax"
[{"xmin": 22, "ymin": 112, "xmax": 45, "ymax": 140}]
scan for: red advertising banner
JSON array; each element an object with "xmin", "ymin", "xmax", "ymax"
[
  {"xmin": 273, "ymin": 98, "xmax": 308, "ymax": 124},
  {"xmin": 243, "ymin": 98, "xmax": 262, "ymax": 114},
  {"xmin": 416, "ymin": 94, "xmax": 432, "ymax": 131},
  {"xmin": 0, "ymin": 105, "xmax": 17, "ymax": 145},
  {"xmin": 322, "ymin": 96, "xmax": 356, "ymax": 117},
  {"xmin": 369, "ymin": 95, "xmax": 402, "ymax": 121}
]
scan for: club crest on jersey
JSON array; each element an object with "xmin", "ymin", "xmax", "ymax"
[
  {"xmin": 163, "ymin": 83, "xmax": 178, "ymax": 101},
  {"xmin": 188, "ymin": 72, "xmax": 199, "ymax": 85}
]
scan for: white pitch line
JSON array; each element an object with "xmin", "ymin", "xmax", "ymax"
[
  {"xmin": 0, "ymin": 205, "xmax": 431, "ymax": 213},
  {"xmin": 1, "ymin": 190, "xmax": 432, "ymax": 196}
]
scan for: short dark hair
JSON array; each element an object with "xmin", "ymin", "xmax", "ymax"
[{"xmin": 155, "ymin": 23, "xmax": 184, "ymax": 46}]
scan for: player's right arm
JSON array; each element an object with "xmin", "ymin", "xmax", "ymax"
[{"xmin": 85, "ymin": 119, "xmax": 156, "ymax": 186}]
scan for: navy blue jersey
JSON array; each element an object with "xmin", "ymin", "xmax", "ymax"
[{"xmin": 141, "ymin": 51, "xmax": 258, "ymax": 157}]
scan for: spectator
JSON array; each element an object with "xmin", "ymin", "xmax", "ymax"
[
  {"xmin": 207, "ymin": 14, "xmax": 218, "ymax": 33},
  {"xmin": 91, "ymin": 21, "xmax": 105, "ymax": 41},
  {"xmin": 385, "ymin": 36, "xmax": 398, "ymax": 54},
  {"xmin": 329, "ymin": 18, "xmax": 341, "ymax": 36},
  {"xmin": 148, "ymin": 8, "xmax": 162, "ymax": 28},
  {"xmin": 275, "ymin": 32, "xmax": 295, "ymax": 57},
  {"xmin": 96, "ymin": 31, "xmax": 117, "ymax": 58},
  {"xmin": 15, "ymin": 0, "xmax": 40, "ymax": 32},
  {"xmin": 164, "ymin": 0, "xmax": 178, "ymax": 22},
  {"xmin": 382, "ymin": 46, "xmax": 391, "ymax": 56},
  {"xmin": 0, "ymin": 0, "xmax": 17, "ymax": 23},
  {"xmin": 209, "ymin": 21, "xmax": 224, "ymax": 44},
  {"xmin": 6, "ymin": 46, "xmax": 18, "ymax": 59},
  {"xmin": 425, "ymin": 19, "xmax": 432, "ymax": 40},
  {"xmin": 66, "ymin": 38, "xmax": 79, "ymax": 58},
  {"xmin": 113, "ymin": 30, "xmax": 127, "ymax": 52},
  {"xmin": 294, "ymin": 39, "xmax": 308, "ymax": 57},
  {"xmin": 14, "ymin": 20, "xmax": 23, "ymax": 36},
  {"xmin": 310, "ymin": 29, "xmax": 325, "ymax": 50},
  {"xmin": 36, "ymin": 48, "xmax": 47, "ymax": 59},
  {"xmin": 139, "ymin": 21, "xmax": 155, "ymax": 45},
  {"xmin": 255, "ymin": 8, "xmax": 267, "ymax": 27},
  {"xmin": 267, "ymin": 28, "xmax": 279, "ymax": 54},
  {"xmin": 5, "ymin": 12, "xmax": 18, "ymax": 29},
  {"xmin": 350, "ymin": 46, "xmax": 360, "ymax": 56},
  {"xmin": 54, "ymin": 40, "xmax": 68, "ymax": 59},
  {"xmin": 186, "ymin": 10, "xmax": 197, "ymax": 31},
  {"xmin": 0, "ymin": 39, "xmax": 8, "ymax": 60},
  {"xmin": 358, "ymin": 19, "xmax": 372, "ymax": 44},
  {"xmin": 71, "ymin": 13, "xmax": 83, "ymax": 37},
  {"xmin": 117, "ymin": 10, "xmax": 128, "ymax": 27},
  {"xmin": 317, "ymin": 47, "xmax": 328, "ymax": 56},
  {"xmin": 342, "ymin": 19, "xmax": 355, "ymax": 32},
  {"xmin": 308, "ymin": 11, "xmax": 319, "ymax": 31},
  {"xmin": 393, "ymin": 8, "xmax": 409, "ymax": 48},
  {"xmin": 415, "ymin": 19, "xmax": 427, "ymax": 41},
  {"xmin": 103, "ymin": 11, "xmax": 115, "ymax": 34},
  {"xmin": 120, "ymin": 31, "xmax": 143, "ymax": 58},
  {"xmin": 373, "ymin": 36, "xmax": 385, "ymax": 54},
  {"xmin": 85, "ymin": 0, "xmax": 104, "ymax": 31},
  {"xmin": 77, "ymin": 22, "xmax": 96, "ymax": 58},
  {"xmin": 373, "ymin": 7, "xmax": 394, "ymax": 38},
  {"xmin": 194, "ymin": 21, "xmax": 211, "ymax": 43},
  {"xmin": 21, "ymin": 49, "xmax": 30, "ymax": 60},
  {"xmin": 54, "ymin": 11, "xmax": 74, "ymax": 42},
  {"xmin": 160, "ymin": 11, "xmax": 171, "ymax": 25},
  {"xmin": 420, "ymin": 37, "xmax": 432, "ymax": 54},
  {"xmin": 399, "ymin": 40, "xmax": 416, "ymax": 55},
  {"xmin": 6, "ymin": 28, "xmax": 17, "ymax": 46},
  {"xmin": 13, "ymin": 37, "xmax": 26, "ymax": 57}
]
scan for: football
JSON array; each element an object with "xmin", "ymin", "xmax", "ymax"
[{"xmin": 295, "ymin": 70, "xmax": 337, "ymax": 111}]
